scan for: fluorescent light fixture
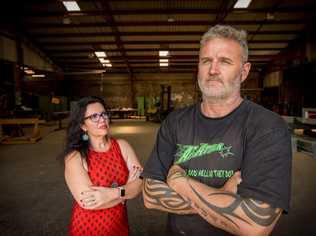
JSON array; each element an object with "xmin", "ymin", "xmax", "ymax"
[
  {"xmin": 62, "ymin": 1, "xmax": 81, "ymax": 12},
  {"xmin": 94, "ymin": 51, "xmax": 107, "ymax": 58},
  {"xmin": 159, "ymin": 50, "xmax": 169, "ymax": 57},
  {"xmin": 32, "ymin": 74, "xmax": 46, "ymax": 78},
  {"xmin": 234, "ymin": 0, "xmax": 252, "ymax": 8},
  {"xmin": 104, "ymin": 63, "xmax": 112, "ymax": 67},
  {"xmin": 99, "ymin": 58, "xmax": 110, "ymax": 63},
  {"xmin": 25, "ymin": 70, "xmax": 35, "ymax": 75},
  {"xmin": 160, "ymin": 63, "xmax": 169, "ymax": 67},
  {"xmin": 159, "ymin": 59, "xmax": 169, "ymax": 63},
  {"xmin": 99, "ymin": 58, "xmax": 106, "ymax": 63}
]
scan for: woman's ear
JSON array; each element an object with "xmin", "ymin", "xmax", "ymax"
[{"xmin": 80, "ymin": 123, "xmax": 87, "ymax": 132}]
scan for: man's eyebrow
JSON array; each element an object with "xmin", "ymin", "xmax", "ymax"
[
  {"xmin": 199, "ymin": 56, "xmax": 234, "ymax": 62},
  {"xmin": 200, "ymin": 57, "xmax": 211, "ymax": 60},
  {"xmin": 219, "ymin": 56, "xmax": 234, "ymax": 61}
]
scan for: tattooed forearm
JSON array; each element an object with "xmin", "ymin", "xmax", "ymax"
[
  {"xmin": 194, "ymin": 203, "xmax": 214, "ymax": 219},
  {"xmin": 241, "ymin": 199, "xmax": 281, "ymax": 226},
  {"xmin": 187, "ymin": 179, "xmax": 280, "ymax": 229},
  {"xmin": 193, "ymin": 200, "xmax": 238, "ymax": 235},
  {"xmin": 189, "ymin": 181, "xmax": 248, "ymax": 229},
  {"xmin": 144, "ymin": 178, "xmax": 192, "ymax": 211}
]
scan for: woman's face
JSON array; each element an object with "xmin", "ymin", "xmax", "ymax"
[{"xmin": 81, "ymin": 102, "xmax": 110, "ymax": 138}]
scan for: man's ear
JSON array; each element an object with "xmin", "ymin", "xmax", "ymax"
[{"xmin": 241, "ymin": 62, "xmax": 251, "ymax": 83}]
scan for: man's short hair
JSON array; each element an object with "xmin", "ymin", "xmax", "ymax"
[{"xmin": 200, "ymin": 25, "xmax": 248, "ymax": 63}]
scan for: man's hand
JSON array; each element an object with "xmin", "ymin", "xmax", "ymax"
[
  {"xmin": 167, "ymin": 164, "xmax": 187, "ymax": 190},
  {"xmin": 220, "ymin": 171, "xmax": 242, "ymax": 193}
]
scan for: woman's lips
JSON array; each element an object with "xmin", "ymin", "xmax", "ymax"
[{"xmin": 99, "ymin": 124, "xmax": 108, "ymax": 129}]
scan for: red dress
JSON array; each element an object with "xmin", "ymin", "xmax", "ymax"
[{"xmin": 69, "ymin": 138, "xmax": 129, "ymax": 236}]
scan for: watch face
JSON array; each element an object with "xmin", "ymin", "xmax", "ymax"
[{"xmin": 120, "ymin": 188, "xmax": 125, "ymax": 197}]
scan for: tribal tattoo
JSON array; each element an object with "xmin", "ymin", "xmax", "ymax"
[
  {"xmin": 241, "ymin": 199, "xmax": 281, "ymax": 226},
  {"xmin": 144, "ymin": 178, "xmax": 192, "ymax": 211},
  {"xmin": 187, "ymin": 180, "xmax": 281, "ymax": 229}
]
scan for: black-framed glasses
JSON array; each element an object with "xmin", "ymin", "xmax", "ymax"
[{"xmin": 84, "ymin": 111, "xmax": 110, "ymax": 123}]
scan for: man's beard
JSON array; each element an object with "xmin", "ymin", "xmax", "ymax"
[{"xmin": 198, "ymin": 74, "xmax": 241, "ymax": 100}]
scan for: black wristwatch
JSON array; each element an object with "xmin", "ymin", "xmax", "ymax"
[{"xmin": 119, "ymin": 186, "xmax": 125, "ymax": 197}]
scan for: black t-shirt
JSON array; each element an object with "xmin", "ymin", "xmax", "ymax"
[{"xmin": 142, "ymin": 100, "xmax": 292, "ymax": 235}]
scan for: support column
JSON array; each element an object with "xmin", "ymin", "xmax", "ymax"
[{"xmin": 14, "ymin": 38, "xmax": 23, "ymax": 107}]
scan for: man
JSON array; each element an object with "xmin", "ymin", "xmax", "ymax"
[{"xmin": 142, "ymin": 25, "xmax": 292, "ymax": 235}]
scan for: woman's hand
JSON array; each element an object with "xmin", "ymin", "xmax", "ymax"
[
  {"xmin": 80, "ymin": 186, "xmax": 118, "ymax": 209},
  {"xmin": 127, "ymin": 165, "xmax": 143, "ymax": 183}
]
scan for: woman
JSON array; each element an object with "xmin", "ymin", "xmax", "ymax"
[{"xmin": 61, "ymin": 96, "xmax": 143, "ymax": 236}]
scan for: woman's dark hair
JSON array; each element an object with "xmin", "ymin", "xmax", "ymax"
[{"xmin": 59, "ymin": 96, "xmax": 107, "ymax": 162}]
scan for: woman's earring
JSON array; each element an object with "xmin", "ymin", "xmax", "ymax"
[{"xmin": 82, "ymin": 131, "xmax": 89, "ymax": 141}]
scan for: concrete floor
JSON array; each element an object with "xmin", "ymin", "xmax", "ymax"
[{"xmin": 0, "ymin": 119, "xmax": 315, "ymax": 236}]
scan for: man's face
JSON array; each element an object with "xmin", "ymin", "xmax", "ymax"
[{"xmin": 198, "ymin": 37, "xmax": 251, "ymax": 100}]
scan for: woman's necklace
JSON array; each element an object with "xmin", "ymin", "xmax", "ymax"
[{"xmin": 99, "ymin": 142, "xmax": 106, "ymax": 149}]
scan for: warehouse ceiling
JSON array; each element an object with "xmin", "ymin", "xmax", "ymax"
[{"xmin": 2, "ymin": 0, "xmax": 316, "ymax": 74}]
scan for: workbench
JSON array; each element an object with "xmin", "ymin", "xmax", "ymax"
[{"xmin": 0, "ymin": 118, "xmax": 44, "ymax": 144}]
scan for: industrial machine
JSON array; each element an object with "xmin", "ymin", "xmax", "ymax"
[
  {"xmin": 146, "ymin": 84, "xmax": 172, "ymax": 122},
  {"xmin": 286, "ymin": 108, "xmax": 316, "ymax": 156}
]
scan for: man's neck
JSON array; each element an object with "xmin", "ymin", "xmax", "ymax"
[{"xmin": 201, "ymin": 95, "xmax": 243, "ymax": 118}]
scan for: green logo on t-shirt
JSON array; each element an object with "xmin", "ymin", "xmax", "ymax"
[{"xmin": 175, "ymin": 143, "xmax": 233, "ymax": 164}]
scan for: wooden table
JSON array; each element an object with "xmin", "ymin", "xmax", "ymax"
[
  {"xmin": 0, "ymin": 118, "xmax": 45, "ymax": 144},
  {"xmin": 109, "ymin": 109, "xmax": 138, "ymax": 119}
]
